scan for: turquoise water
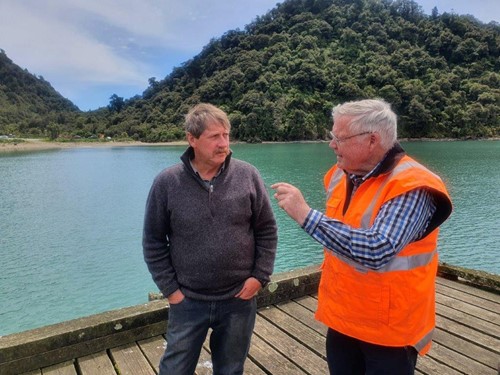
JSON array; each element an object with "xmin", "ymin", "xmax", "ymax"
[{"xmin": 0, "ymin": 141, "xmax": 499, "ymax": 335}]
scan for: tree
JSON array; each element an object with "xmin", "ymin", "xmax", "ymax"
[
  {"xmin": 47, "ymin": 123, "xmax": 60, "ymax": 140},
  {"xmin": 431, "ymin": 6, "xmax": 439, "ymax": 19},
  {"xmin": 108, "ymin": 94, "xmax": 125, "ymax": 113}
]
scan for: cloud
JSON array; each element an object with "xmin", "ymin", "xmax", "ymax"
[
  {"xmin": 0, "ymin": 1, "xmax": 147, "ymax": 84},
  {"xmin": 0, "ymin": 0, "xmax": 276, "ymax": 109}
]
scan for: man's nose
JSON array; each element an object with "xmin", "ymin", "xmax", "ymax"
[
  {"xmin": 329, "ymin": 139, "xmax": 338, "ymax": 150},
  {"xmin": 218, "ymin": 136, "xmax": 229, "ymax": 147}
]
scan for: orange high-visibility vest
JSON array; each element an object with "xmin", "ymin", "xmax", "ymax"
[{"xmin": 315, "ymin": 155, "xmax": 452, "ymax": 355}]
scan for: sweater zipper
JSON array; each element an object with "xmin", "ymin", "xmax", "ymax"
[{"xmin": 209, "ymin": 183, "xmax": 214, "ymax": 216}]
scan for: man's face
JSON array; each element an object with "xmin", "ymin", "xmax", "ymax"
[
  {"xmin": 188, "ymin": 121, "xmax": 230, "ymax": 168},
  {"xmin": 329, "ymin": 116, "xmax": 372, "ymax": 175}
]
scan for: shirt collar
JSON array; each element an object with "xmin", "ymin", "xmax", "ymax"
[
  {"xmin": 348, "ymin": 143, "xmax": 406, "ymax": 186},
  {"xmin": 348, "ymin": 162, "xmax": 381, "ymax": 187},
  {"xmin": 190, "ymin": 159, "xmax": 226, "ymax": 182}
]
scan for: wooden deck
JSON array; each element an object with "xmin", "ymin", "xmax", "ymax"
[{"xmin": 11, "ymin": 273, "xmax": 499, "ymax": 375}]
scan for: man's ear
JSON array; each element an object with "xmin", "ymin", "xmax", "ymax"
[
  {"xmin": 186, "ymin": 132, "xmax": 196, "ymax": 147},
  {"xmin": 370, "ymin": 132, "xmax": 380, "ymax": 147}
]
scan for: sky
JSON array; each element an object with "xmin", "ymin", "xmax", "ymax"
[{"xmin": 0, "ymin": 1, "xmax": 498, "ymax": 111}]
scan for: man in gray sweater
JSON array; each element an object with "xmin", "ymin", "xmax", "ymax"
[{"xmin": 143, "ymin": 103, "xmax": 278, "ymax": 375}]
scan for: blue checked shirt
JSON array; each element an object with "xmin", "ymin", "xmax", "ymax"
[{"xmin": 302, "ymin": 171, "xmax": 437, "ymax": 270}]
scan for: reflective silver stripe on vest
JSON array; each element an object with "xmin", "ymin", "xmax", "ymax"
[
  {"xmin": 326, "ymin": 168, "xmax": 344, "ymax": 198},
  {"xmin": 414, "ymin": 328, "xmax": 434, "ymax": 352},
  {"xmin": 325, "ymin": 248, "xmax": 437, "ymax": 273}
]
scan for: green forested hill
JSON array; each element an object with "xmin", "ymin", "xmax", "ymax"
[
  {"xmin": 1, "ymin": 0, "xmax": 500, "ymax": 141},
  {"xmin": 0, "ymin": 49, "xmax": 79, "ymax": 137},
  {"xmin": 106, "ymin": 0, "xmax": 500, "ymax": 142}
]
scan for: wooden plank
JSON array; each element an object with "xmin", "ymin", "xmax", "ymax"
[
  {"xmin": 433, "ymin": 328, "xmax": 498, "ymax": 370},
  {"xmin": 253, "ymin": 315, "xmax": 328, "ymax": 374},
  {"xmin": 0, "ymin": 322, "xmax": 165, "ymax": 375},
  {"xmin": 436, "ymin": 276, "xmax": 500, "ymax": 303},
  {"xmin": 110, "ymin": 342, "xmax": 155, "ymax": 375},
  {"xmin": 427, "ymin": 340, "xmax": 496, "ymax": 375},
  {"xmin": 137, "ymin": 335, "xmax": 165, "ymax": 373},
  {"xmin": 293, "ymin": 295, "xmax": 318, "ymax": 312},
  {"xmin": 416, "ymin": 354, "xmax": 463, "ymax": 375},
  {"xmin": 248, "ymin": 334, "xmax": 306, "ymax": 375},
  {"xmin": 275, "ymin": 300, "xmax": 327, "ymax": 336},
  {"xmin": 77, "ymin": 351, "xmax": 116, "ymax": 375},
  {"xmin": 437, "ymin": 281, "xmax": 500, "ymax": 312},
  {"xmin": 436, "ymin": 292, "xmax": 500, "ymax": 325},
  {"xmin": 19, "ymin": 370, "xmax": 42, "ymax": 375},
  {"xmin": 41, "ymin": 361, "xmax": 77, "ymax": 375},
  {"xmin": 436, "ymin": 314, "xmax": 500, "ymax": 354},
  {"xmin": 258, "ymin": 304, "xmax": 326, "ymax": 358},
  {"xmin": 436, "ymin": 303, "xmax": 500, "ymax": 337}
]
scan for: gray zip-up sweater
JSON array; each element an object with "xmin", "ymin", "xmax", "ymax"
[{"xmin": 142, "ymin": 147, "xmax": 278, "ymax": 301}]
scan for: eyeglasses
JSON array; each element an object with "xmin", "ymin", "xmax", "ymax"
[{"xmin": 329, "ymin": 131, "xmax": 372, "ymax": 144}]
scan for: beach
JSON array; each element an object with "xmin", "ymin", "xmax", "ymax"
[
  {"xmin": 0, "ymin": 139, "xmax": 188, "ymax": 153},
  {"xmin": 2, "ymin": 137, "xmax": 497, "ymax": 154}
]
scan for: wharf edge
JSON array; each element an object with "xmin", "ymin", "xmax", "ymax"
[{"xmin": 0, "ymin": 264, "xmax": 498, "ymax": 375}]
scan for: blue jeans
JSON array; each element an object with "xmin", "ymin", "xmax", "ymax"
[
  {"xmin": 159, "ymin": 296, "xmax": 257, "ymax": 375},
  {"xmin": 326, "ymin": 328, "xmax": 418, "ymax": 375}
]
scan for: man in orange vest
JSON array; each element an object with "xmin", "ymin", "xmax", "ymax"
[{"xmin": 272, "ymin": 99, "xmax": 452, "ymax": 375}]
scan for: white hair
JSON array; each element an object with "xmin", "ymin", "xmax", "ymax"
[{"xmin": 332, "ymin": 99, "xmax": 397, "ymax": 150}]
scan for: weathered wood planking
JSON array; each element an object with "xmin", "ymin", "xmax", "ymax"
[
  {"xmin": 9, "ymin": 265, "xmax": 499, "ymax": 375},
  {"xmin": 78, "ymin": 352, "xmax": 116, "ymax": 375}
]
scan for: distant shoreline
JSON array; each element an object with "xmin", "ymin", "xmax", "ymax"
[
  {"xmin": 1, "ymin": 137, "xmax": 498, "ymax": 153},
  {"xmin": 0, "ymin": 139, "xmax": 189, "ymax": 153}
]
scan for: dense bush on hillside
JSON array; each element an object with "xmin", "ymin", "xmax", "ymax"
[
  {"xmin": 0, "ymin": 50, "xmax": 81, "ymax": 138},
  {"xmin": 1, "ymin": 0, "xmax": 499, "ymax": 141}
]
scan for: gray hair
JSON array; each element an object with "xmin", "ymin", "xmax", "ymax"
[
  {"xmin": 184, "ymin": 103, "xmax": 231, "ymax": 138},
  {"xmin": 332, "ymin": 99, "xmax": 397, "ymax": 149}
]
